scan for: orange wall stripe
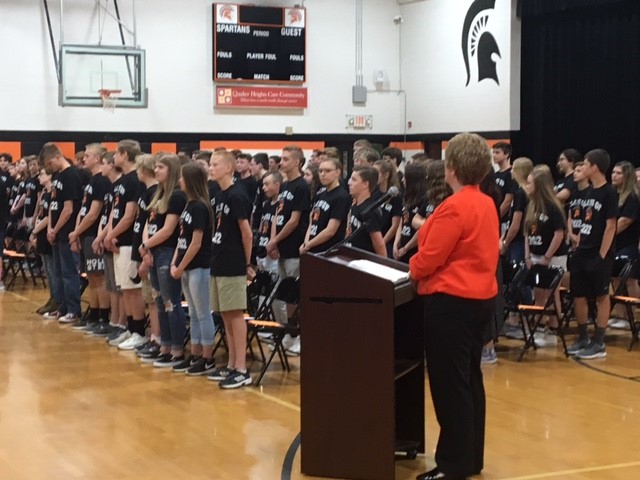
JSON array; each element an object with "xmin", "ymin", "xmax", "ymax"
[
  {"xmin": 102, "ymin": 142, "xmax": 119, "ymax": 151},
  {"xmin": 389, "ymin": 142, "xmax": 424, "ymax": 150},
  {"xmin": 200, "ymin": 140, "xmax": 325, "ymax": 151},
  {"xmin": 151, "ymin": 143, "xmax": 177, "ymax": 154},
  {"xmin": 0, "ymin": 142, "xmax": 22, "ymax": 161},
  {"xmin": 53, "ymin": 142, "xmax": 76, "ymax": 159}
]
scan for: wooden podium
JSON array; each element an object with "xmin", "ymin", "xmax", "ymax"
[{"xmin": 300, "ymin": 246, "xmax": 425, "ymax": 480}]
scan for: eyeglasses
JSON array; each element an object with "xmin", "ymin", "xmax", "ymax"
[{"xmin": 318, "ymin": 168, "xmax": 337, "ymax": 174}]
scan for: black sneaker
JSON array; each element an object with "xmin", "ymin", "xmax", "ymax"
[
  {"xmin": 70, "ymin": 318, "xmax": 88, "ymax": 330},
  {"xmin": 89, "ymin": 323, "xmax": 113, "ymax": 337},
  {"xmin": 154, "ymin": 354, "xmax": 185, "ymax": 368},
  {"xmin": 137, "ymin": 341, "xmax": 160, "ymax": 358},
  {"xmin": 139, "ymin": 349, "xmax": 162, "ymax": 363},
  {"xmin": 207, "ymin": 366, "xmax": 232, "ymax": 381},
  {"xmin": 106, "ymin": 327, "xmax": 126, "ymax": 342},
  {"xmin": 134, "ymin": 340, "xmax": 151, "ymax": 352},
  {"xmin": 219, "ymin": 370, "xmax": 252, "ymax": 389},
  {"xmin": 172, "ymin": 356, "xmax": 199, "ymax": 373},
  {"xmin": 186, "ymin": 358, "xmax": 216, "ymax": 376},
  {"xmin": 36, "ymin": 298, "xmax": 54, "ymax": 315}
]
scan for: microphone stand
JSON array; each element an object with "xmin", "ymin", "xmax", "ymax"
[{"xmin": 319, "ymin": 218, "xmax": 370, "ymax": 257}]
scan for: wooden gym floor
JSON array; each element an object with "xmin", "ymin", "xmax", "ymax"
[{"xmin": 1, "ymin": 286, "xmax": 639, "ymax": 480}]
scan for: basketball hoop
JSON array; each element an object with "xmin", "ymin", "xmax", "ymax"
[{"xmin": 98, "ymin": 89, "xmax": 122, "ymax": 113}]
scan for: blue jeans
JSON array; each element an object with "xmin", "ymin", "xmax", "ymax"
[
  {"xmin": 52, "ymin": 240, "xmax": 81, "ymax": 316},
  {"xmin": 149, "ymin": 247, "xmax": 186, "ymax": 349},
  {"xmin": 41, "ymin": 253, "xmax": 62, "ymax": 304},
  {"xmin": 182, "ymin": 268, "xmax": 215, "ymax": 346}
]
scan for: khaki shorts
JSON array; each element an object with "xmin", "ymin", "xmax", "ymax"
[
  {"xmin": 211, "ymin": 275, "xmax": 247, "ymax": 313},
  {"xmin": 114, "ymin": 247, "xmax": 142, "ymax": 290}
]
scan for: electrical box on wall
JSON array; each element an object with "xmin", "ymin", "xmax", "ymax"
[
  {"xmin": 346, "ymin": 114, "xmax": 373, "ymax": 129},
  {"xmin": 352, "ymin": 85, "xmax": 367, "ymax": 104}
]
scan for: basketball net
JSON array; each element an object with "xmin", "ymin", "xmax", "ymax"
[{"xmin": 98, "ymin": 89, "xmax": 121, "ymax": 113}]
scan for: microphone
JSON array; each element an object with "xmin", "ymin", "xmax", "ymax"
[{"xmin": 357, "ymin": 186, "xmax": 400, "ymax": 221}]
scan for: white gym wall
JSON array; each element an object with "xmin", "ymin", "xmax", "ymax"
[{"xmin": 0, "ymin": 0, "xmax": 520, "ymax": 136}]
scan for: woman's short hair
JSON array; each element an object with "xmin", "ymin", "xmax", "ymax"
[{"xmin": 444, "ymin": 133, "xmax": 492, "ymax": 186}]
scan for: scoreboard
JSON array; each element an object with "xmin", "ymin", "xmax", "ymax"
[{"xmin": 213, "ymin": 3, "xmax": 306, "ymax": 84}]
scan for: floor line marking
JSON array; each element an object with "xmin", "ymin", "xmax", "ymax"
[{"xmin": 245, "ymin": 387, "xmax": 301, "ymax": 412}]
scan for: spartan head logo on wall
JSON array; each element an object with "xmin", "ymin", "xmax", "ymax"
[{"xmin": 462, "ymin": 0, "xmax": 501, "ymax": 86}]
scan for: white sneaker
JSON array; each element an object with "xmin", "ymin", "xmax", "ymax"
[
  {"xmin": 286, "ymin": 336, "xmax": 301, "ymax": 356},
  {"xmin": 281, "ymin": 334, "xmax": 296, "ymax": 351},
  {"xmin": 608, "ymin": 318, "xmax": 630, "ymax": 330},
  {"xmin": 533, "ymin": 331, "xmax": 558, "ymax": 348},
  {"xmin": 108, "ymin": 329, "xmax": 132, "ymax": 347},
  {"xmin": 117, "ymin": 332, "xmax": 147, "ymax": 350},
  {"xmin": 59, "ymin": 313, "xmax": 79, "ymax": 324},
  {"xmin": 0, "ymin": 282, "xmax": 5, "ymax": 292},
  {"xmin": 43, "ymin": 310, "xmax": 61, "ymax": 320}
]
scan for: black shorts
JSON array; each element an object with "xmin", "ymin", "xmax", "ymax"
[
  {"xmin": 80, "ymin": 236, "xmax": 105, "ymax": 274},
  {"xmin": 569, "ymin": 254, "xmax": 612, "ymax": 299}
]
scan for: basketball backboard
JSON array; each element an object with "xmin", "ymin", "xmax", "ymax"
[{"xmin": 59, "ymin": 44, "xmax": 147, "ymax": 108}]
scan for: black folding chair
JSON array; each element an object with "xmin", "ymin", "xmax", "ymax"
[
  {"xmin": 247, "ymin": 277, "xmax": 300, "ymax": 386},
  {"xmin": 515, "ymin": 265, "xmax": 566, "ymax": 361},
  {"xmin": 609, "ymin": 257, "xmax": 640, "ymax": 351},
  {"xmin": 502, "ymin": 260, "xmax": 528, "ymax": 323}
]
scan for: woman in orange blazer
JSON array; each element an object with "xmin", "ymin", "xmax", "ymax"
[{"xmin": 410, "ymin": 133, "xmax": 499, "ymax": 480}]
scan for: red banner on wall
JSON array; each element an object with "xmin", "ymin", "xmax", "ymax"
[{"xmin": 216, "ymin": 86, "xmax": 307, "ymax": 108}]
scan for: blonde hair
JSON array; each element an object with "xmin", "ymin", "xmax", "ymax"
[
  {"xmin": 85, "ymin": 143, "xmax": 107, "ymax": 157},
  {"xmin": 524, "ymin": 168, "xmax": 564, "ymax": 233},
  {"xmin": 213, "ymin": 150, "xmax": 237, "ymax": 172},
  {"xmin": 615, "ymin": 161, "xmax": 639, "ymax": 208},
  {"xmin": 135, "ymin": 153, "xmax": 156, "ymax": 177},
  {"xmin": 148, "ymin": 154, "xmax": 182, "ymax": 214},
  {"xmin": 511, "ymin": 157, "xmax": 534, "ymax": 187},
  {"xmin": 373, "ymin": 159, "xmax": 400, "ymax": 190}
]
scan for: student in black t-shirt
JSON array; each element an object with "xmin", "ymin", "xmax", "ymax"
[
  {"xmin": 256, "ymin": 171, "xmax": 282, "ymax": 274},
  {"xmin": 249, "ymin": 153, "xmax": 269, "ymax": 234},
  {"xmin": 608, "ymin": 161, "xmax": 640, "ymax": 327},
  {"xmin": 567, "ymin": 161, "xmax": 591, "ymax": 251},
  {"xmin": 254, "ymin": 171, "xmax": 288, "ymax": 325},
  {"xmin": 140, "ymin": 154, "xmax": 188, "ymax": 368},
  {"xmin": 68, "ymin": 144, "xmax": 110, "ymax": 330},
  {"xmin": 347, "ymin": 166, "xmax": 387, "ymax": 256},
  {"xmin": 394, "ymin": 164, "xmax": 428, "ymax": 263},
  {"xmin": 500, "ymin": 158, "xmax": 534, "ymax": 336},
  {"xmin": 105, "ymin": 140, "xmax": 146, "ymax": 345},
  {"xmin": 40, "ymin": 143, "xmax": 82, "ymax": 323},
  {"xmin": 22, "ymin": 156, "xmax": 42, "ymax": 230},
  {"xmin": 207, "ymin": 151, "xmax": 253, "ymax": 388},
  {"xmin": 373, "ymin": 159, "xmax": 402, "ymax": 257},
  {"xmin": 267, "ymin": 145, "xmax": 310, "ymax": 279},
  {"xmin": 169, "ymin": 164, "xmax": 216, "ymax": 376},
  {"xmin": 300, "ymin": 157, "xmax": 350, "ymax": 254},
  {"xmin": 492, "ymin": 142, "xmax": 516, "ymax": 235},
  {"xmin": 500, "ymin": 157, "xmax": 533, "ymax": 263},
  {"xmin": 29, "ymin": 168, "xmax": 59, "ymax": 313},
  {"xmin": 523, "ymin": 167, "xmax": 568, "ymax": 347},
  {"xmin": 123, "ymin": 154, "xmax": 161, "ymax": 353},
  {"xmin": 555, "ymin": 148, "xmax": 581, "ymax": 205},
  {"xmin": 235, "ymin": 153, "xmax": 260, "ymax": 201},
  {"xmin": 568, "ymin": 149, "xmax": 618, "ymax": 360}
]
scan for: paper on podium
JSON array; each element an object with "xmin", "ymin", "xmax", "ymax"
[{"xmin": 348, "ymin": 259, "xmax": 410, "ymax": 283}]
